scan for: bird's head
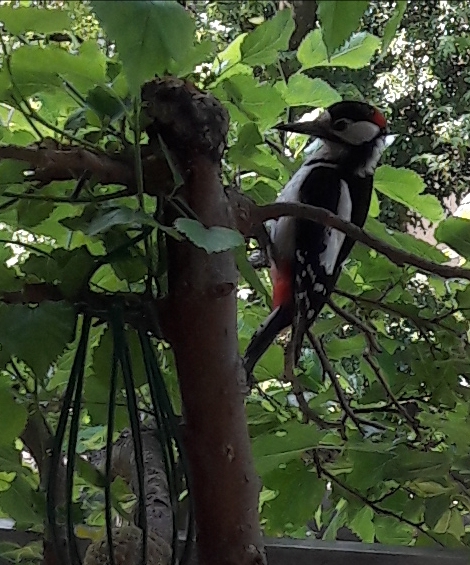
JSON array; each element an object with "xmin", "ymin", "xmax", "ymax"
[{"xmin": 276, "ymin": 101, "xmax": 392, "ymax": 147}]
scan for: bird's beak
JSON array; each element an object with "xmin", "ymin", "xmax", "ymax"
[
  {"xmin": 275, "ymin": 112, "xmax": 336, "ymax": 142},
  {"xmin": 275, "ymin": 119, "xmax": 331, "ymax": 140}
]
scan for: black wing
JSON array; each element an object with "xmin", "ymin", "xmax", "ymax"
[{"xmin": 293, "ymin": 165, "xmax": 373, "ymax": 353}]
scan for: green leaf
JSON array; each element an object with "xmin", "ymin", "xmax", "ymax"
[
  {"xmin": 425, "ymin": 494, "xmax": 452, "ymax": 530},
  {"xmin": 94, "ymin": 327, "xmax": 147, "ymax": 391},
  {"xmin": 411, "ymin": 480, "xmax": 453, "ymax": 497},
  {"xmin": 87, "ymin": 329, "xmax": 128, "ymax": 430},
  {"xmin": 369, "ymin": 189, "xmax": 380, "ymax": 217},
  {"xmin": 227, "ymin": 122, "xmax": 283, "ymax": 179},
  {"xmin": 0, "ymin": 246, "xmax": 22, "ymax": 293},
  {"xmin": 216, "ymin": 73, "xmax": 286, "ymax": 130},
  {"xmin": 212, "ymin": 33, "xmax": 247, "ymax": 75},
  {"xmin": 365, "ymin": 218, "xmax": 447, "ymax": 263},
  {"xmin": 348, "ymin": 505, "xmax": 375, "ymax": 543},
  {"xmin": 61, "ymin": 204, "xmax": 158, "ymax": 237},
  {"xmin": 0, "ymin": 301, "xmax": 76, "ymax": 377},
  {"xmin": 254, "ymin": 343, "xmax": 284, "ymax": 382},
  {"xmin": 317, "ymin": 0, "xmax": 370, "ymax": 56},
  {"xmin": 381, "ymin": 0, "xmax": 407, "ymax": 56},
  {"xmin": 102, "ymin": 231, "xmax": 147, "ymax": 284},
  {"xmin": 87, "ymin": 207, "xmax": 157, "ymax": 237},
  {"xmin": 168, "ymin": 39, "xmax": 216, "ymax": 78},
  {"xmin": 447, "ymin": 508, "xmax": 465, "ymax": 539},
  {"xmin": 252, "ymin": 422, "xmax": 327, "ymax": 475},
  {"xmin": 374, "ymin": 516, "xmax": 414, "ymax": 545},
  {"xmin": 298, "ymin": 30, "xmax": 381, "ymax": 70},
  {"xmin": 262, "ymin": 460, "xmax": 325, "ymax": 535},
  {"xmin": 10, "ymin": 41, "xmax": 107, "ymax": 98},
  {"xmin": 374, "ymin": 165, "xmax": 444, "ymax": 222},
  {"xmin": 54, "ymin": 247, "xmax": 97, "ymax": 298},
  {"xmin": 276, "ymin": 74, "xmax": 341, "ymax": 108},
  {"xmin": 0, "ymin": 471, "xmax": 15, "ymax": 494},
  {"xmin": 234, "ymin": 122, "xmax": 263, "ymax": 150},
  {"xmin": 91, "ymin": 1, "xmax": 195, "ymax": 93},
  {"xmin": 127, "ymin": 328, "xmax": 149, "ymax": 388},
  {"xmin": 20, "ymin": 246, "xmax": 97, "ymax": 299},
  {"xmin": 245, "ymin": 181, "xmax": 278, "ymax": 205},
  {"xmin": 0, "ymin": 383, "xmax": 27, "ymax": 446},
  {"xmin": 325, "ymin": 334, "xmax": 366, "ymax": 360},
  {"xmin": 75, "ymin": 457, "xmax": 106, "ymax": 488},
  {"xmin": 0, "ymin": 475, "xmax": 42, "ymax": 528},
  {"xmin": 240, "ymin": 9, "xmax": 295, "ymax": 67},
  {"xmin": 16, "ymin": 200, "xmax": 55, "ymax": 228},
  {"xmin": 386, "ymin": 449, "xmax": 450, "ymax": 481},
  {"xmin": 0, "ymin": 160, "xmax": 30, "ymax": 191},
  {"xmin": 228, "ymin": 143, "xmax": 282, "ymax": 180},
  {"xmin": 86, "ymin": 86, "xmax": 126, "ymax": 123},
  {"xmin": 174, "ymin": 218, "xmax": 244, "ymax": 253},
  {"xmin": 0, "ymin": 540, "xmax": 42, "ymax": 563},
  {"xmin": 435, "ymin": 217, "xmax": 470, "ymax": 260},
  {"xmin": 0, "ymin": 5, "xmax": 71, "ymax": 35},
  {"xmin": 0, "ymin": 447, "xmax": 22, "ymax": 474}
]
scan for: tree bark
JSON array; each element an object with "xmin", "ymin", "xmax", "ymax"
[
  {"xmin": 142, "ymin": 78, "xmax": 266, "ymax": 565},
  {"xmin": 289, "ymin": 1, "xmax": 318, "ymax": 51}
]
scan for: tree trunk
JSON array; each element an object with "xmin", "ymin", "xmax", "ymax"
[{"xmin": 142, "ymin": 78, "xmax": 266, "ymax": 565}]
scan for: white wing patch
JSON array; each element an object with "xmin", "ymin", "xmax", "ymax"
[{"xmin": 319, "ymin": 180, "xmax": 352, "ymax": 275}]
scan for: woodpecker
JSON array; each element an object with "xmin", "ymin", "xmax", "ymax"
[{"xmin": 243, "ymin": 100, "xmax": 391, "ymax": 377}]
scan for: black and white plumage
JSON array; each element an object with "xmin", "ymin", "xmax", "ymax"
[{"xmin": 243, "ymin": 101, "xmax": 392, "ymax": 377}]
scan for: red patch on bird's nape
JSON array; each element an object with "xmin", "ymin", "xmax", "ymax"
[
  {"xmin": 371, "ymin": 108, "xmax": 387, "ymax": 129},
  {"xmin": 271, "ymin": 262, "xmax": 292, "ymax": 310}
]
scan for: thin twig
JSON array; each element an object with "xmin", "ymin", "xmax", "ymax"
[
  {"xmin": 318, "ymin": 460, "xmax": 443, "ymax": 546},
  {"xmin": 306, "ymin": 331, "xmax": 385, "ymax": 433},
  {"xmin": 335, "ymin": 289, "xmax": 462, "ymax": 338},
  {"xmin": 284, "ymin": 342, "xmax": 338, "ymax": 430},
  {"xmin": 327, "ymin": 298, "xmax": 382, "ymax": 353},
  {"xmin": 363, "ymin": 351, "xmax": 420, "ymax": 436}
]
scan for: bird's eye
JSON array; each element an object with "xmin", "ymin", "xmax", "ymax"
[{"xmin": 333, "ymin": 119, "xmax": 349, "ymax": 131}]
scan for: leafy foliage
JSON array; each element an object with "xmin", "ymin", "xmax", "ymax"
[{"xmin": 0, "ymin": 0, "xmax": 469, "ymax": 558}]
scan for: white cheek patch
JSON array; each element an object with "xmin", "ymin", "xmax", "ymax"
[
  {"xmin": 337, "ymin": 120, "xmax": 380, "ymax": 145},
  {"xmin": 304, "ymin": 138, "xmax": 323, "ymax": 154},
  {"xmin": 319, "ymin": 180, "xmax": 352, "ymax": 275},
  {"xmin": 356, "ymin": 133, "xmax": 396, "ymax": 177}
]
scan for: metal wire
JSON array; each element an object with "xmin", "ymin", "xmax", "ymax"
[
  {"xmin": 104, "ymin": 344, "xmax": 119, "ymax": 565},
  {"xmin": 47, "ymin": 309, "xmax": 193, "ymax": 565},
  {"xmin": 46, "ymin": 314, "xmax": 92, "ymax": 565},
  {"xmin": 138, "ymin": 329, "xmax": 195, "ymax": 565},
  {"xmin": 111, "ymin": 308, "xmax": 148, "ymax": 565}
]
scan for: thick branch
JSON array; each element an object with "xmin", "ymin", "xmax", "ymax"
[
  {"xmin": 289, "ymin": 1, "xmax": 318, "ymax": 50},
  {"xmin": 0, "ymin": 145, "xmax": 133, "ymax": 184},
  {"xmin": 0, "ymin": 144, "xmax": 174, "ymax": 195},
  {"xmin": 254, "ymin": 201, "xmax": 470, "ymax": 280}
]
